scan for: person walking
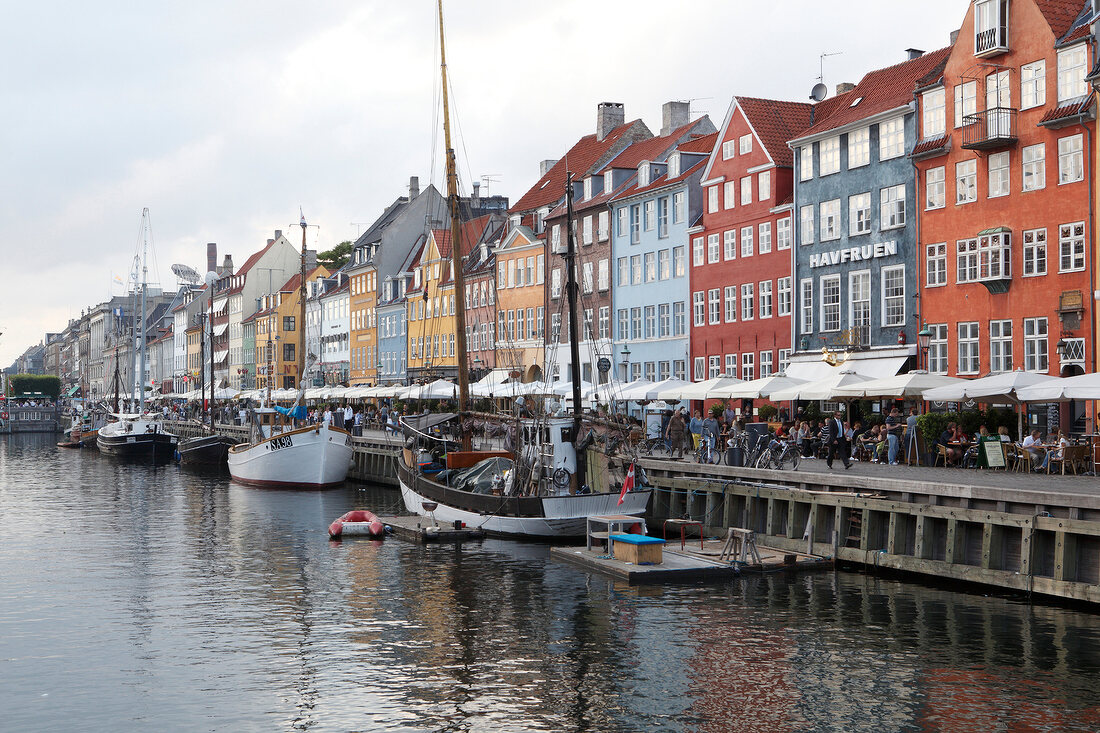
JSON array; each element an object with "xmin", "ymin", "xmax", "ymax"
[
  {"xmin": 666, "ymin": 408, "xmax": 687, "ymax": 459},
  {"xmin": 824, "ymin": 410, "xmax": 852, "ymax": 469},
  {"xmin": 885, "ymin": 407, "xmax": 903, "ymax": 465},
  {"xmin": 689, "ymin": 410, "xmax": 703, "ymax": 452}
]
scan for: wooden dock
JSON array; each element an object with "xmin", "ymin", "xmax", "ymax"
[{"xmin": 378, "ymin": 515, "xmax": 485, "ymax": 544}]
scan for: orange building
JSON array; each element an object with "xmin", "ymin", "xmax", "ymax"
[
  {"xmin": 255, "ymin": 266, "xmax": 330, "ymax": 390},
  {"xmin": 493, "ymin": 224, "xmax": 545, "ymax": 382},
  {"xmin": 348, "ymin": 257, "xmax": 378, "ymax": 386},
  {"xmin": 406, "ymin": 229, "xmax": 458, "ymax": 381}
]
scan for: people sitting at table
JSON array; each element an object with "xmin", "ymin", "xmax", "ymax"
[
  {"xmin": 798, "ymin": 421, "xmax": 813, "ymax": 457},
  {"xmin": 936, "ymin": 422, "xmax": 959, "ymax": 464},
  {"xmin": 1022, "ymin": 429, "xmax": 1048, "ymax": 471},
  {"xmin": 1052, "ymin": 429, "xmax": 1071, "ymax": 462},
  {"xmin": 998, "ymin": 426, "xmax": 1012, "ymax": 443}
]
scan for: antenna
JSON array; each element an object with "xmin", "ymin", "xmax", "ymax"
[
  {"xmin": 171, "ymin": 263, "xmax": 201, "ymax": 285},
  {"xmin": 818, "ymin": 51, "xmax": 842, "ymax": 84},
  {"xmin": 350, "ymin": 222, "xmax": 371, "ymax": 237},
  {"xmin": 479, "ymin": 174, "xmax": 500, "ymax": 196},
  {"xmin": 810, "ymin": 83, "xmax": 828, "ymax": 102}
]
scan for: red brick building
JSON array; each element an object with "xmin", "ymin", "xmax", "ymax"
[
  {"xmin": 690, "ymin": 97, "xmax": 812, "ymax": 383},
  {"xmin": 914, "ymin": 0, "xmax": 1094, "ymax": 404}
]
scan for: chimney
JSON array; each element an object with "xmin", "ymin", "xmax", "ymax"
[
  {"xmin": 409, "ymin": 176, "xmax": 420, "ymax": 199},
  {"xmin": 661, "ymin": 101, "xmax": 691, "ymax": 136},
  {"xmin": 267, "ymin": 238, "xmax": 275, "ymax": 246},
  {"xmin": 472, "ymin": 181, "xmax": 480, "ymax": 203},
  {"xmin": 836, "ymin": 82, "xmax": 856, "ymax": 95},
  {"xmin": 596, "ymin": 102, "xmax": 625, "ymax": 141},
  {"xmin": 950, "ymin": 29, "xmax": 960, "ymax": 45},
  {"xmin": 905, "ymin": 48, "xmax": 925, "ymax": 61},
  {"xmin": 274, "ymin": 229, "xmax": 283, "ymax": 240},
  {"xmin": 221, "ymin": 254, "xmax": 234, "ymax": 276},
  {"xmin": 539, "ymin": 159, "xmax": 559, "ymax": 177},
  {"xmin": 206, "ymin": 243, "xmax": 217, "ymax": 275}
]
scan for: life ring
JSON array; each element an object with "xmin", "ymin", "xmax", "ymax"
[{"xmin": 0, "ymin": 412, "xmax": 7, "ymax": 420}]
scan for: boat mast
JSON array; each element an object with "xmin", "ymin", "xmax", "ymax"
[
  {"xmin": 437, "ymin": 0, "xmax": 471, "ymax": 451},
  {"xmin": 563, "ymin": 173, "xmax": 586, "ymax": 489},
  {"xmin": 208, "ymin": 280, "xmax": 215, "ymax": 431},
  {"xmin": 298, "ymin": 212, "xmax": 308, "ymax": 416},
  {"xmin": 138, "ymin": 208, "xmax": 149, "ymax": 415}
]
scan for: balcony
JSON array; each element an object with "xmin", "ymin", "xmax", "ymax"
[
  {"xmin": 974, "ymin": 25, "xmax": 1008, "ymax": 57},
  {"xmin": 960, "ymin": 108, "xmax": 1017, "ymax": 150}
]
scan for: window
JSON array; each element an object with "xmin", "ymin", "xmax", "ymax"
[
  {"xmin": 722, "ymin": 139, "xmax": 736, "ymax": 159},
  {"xmin": 741, "ymin": 226, "xmax": 755, "ymax": 257},
  {"xmin": 990, "ymin": 320, "xmax": 1013, "ymax": 372},
  {"xmin": 508, "ymin": 259, "xmax": 516, "ymax": 288},
  {"xmin": 1021, "ymin": 60, "xmax": 1045, "ymax": 109},
  {"xmin": 800, "ymin": 279, "xmax": 813, "ymax": 334},
  {"xmin": 598, "ymin": 211, "xmax": 609, "ymax": 241},
  {"xmin": 927, "ymin": 243, "xmax": 947, "ymax": 286},
  {"xmin": 988, "ymin": 152, "xmax": 1009, "ymax": 197},
  {"xmin": 740, "ymin": 283, "xmax": 754, "ymax": 321},
  {"xmin": 848, "ymin": 127, "xmax": 870, "ymax": 168},
  {"xmin": 694, "ymin": 357, "xmax": 706, "ymax": 381},
  {"xmin": 926, "ymin": 166, "xmax": 945, "ymax": 210},
  {"xmin": 800, "ymin": 205, "xmax": 814, "ymax": 245},
  {"xmin": 882, "ymin": 266, "xmax": 905, "ymax": 327},
  {"xmin": 1060, "ymin": 221, "xmax": 1086, "ymax": 272},
  {"xmin": 778, "ymin": 349, "xmax": 791, "ymax": 374},
  {"xmin": 777, "ymin": 277, "xmax": 792, "ymax": 316},
  {"xmin": 617, "ymin": 208, "xmax": 628, "ymax": 237},
  {"xmin": 708, "ymin": 356, "xmax": 722, "ymax": 379},
  {"xmin": 923, "ymin": 88, "xmax": 946, "ymax": 137},
  {"xmin": 658, "ymin": 304, "xmax": 669, "ymax": 337},
  {"xmin": 583, "ymin": 309, "xmax": 594, "ymax": 341},
  {"xmin": 820, "ymin": 136, "xmax": 840, "ymax": 175},
  {"xmin": 707, "ymin": 233, "xmax": 720, "ymax": 263},
  {"xmin": 799, "ymin": 145, "xmax": 813, "ymax": 181},
  {"xmin": 283, "ymin": 343, "xmax": 295, "ymax": 362},
  {"xmin": 739, "ymin": 134, "xmax": 752, "ymax": 154},
  {"xmin": 630, "ymin": 204, "xmax": 641, "ymax": 243},
  {"xmin": 820, "ymin": 275, "xmax": 840, "ymax": 332},
  {"xmin": 282, "ymin": 315, "xmax": 296, "ymax": 331},
  {"xmin": 957, "ymin": 231, "xmax": 1011, "ymax": 283},
  {"xmin": 551, "ymin": 268, "xmax": 561, "ymax": 298},
  {"xmin": 708, "ymin": 289, "xmax": 721, "ymax": 324},
  {"xmin": 1058, "ymin": 44, "xmax": 1087, "ymax": 102},
  {"xmin": 630, "ymin": 254, "xmax": 642, "ymax": 285},
  {"xmin": 725, "ymin": 353, "xmax": 738, "ymax": 377},
  {"xmin": 673, "ymin": 302, "xmax": 685, "ymax": 335},
  {"xmin": 928, "ymin": 324, "xmax": 948, "ymax": 374},
  {"xmin": 723, "ymin": 229, "xmax": 737, "ymax": 261},
  {"xmin": 880, "ymin": 184, "xmax": 906, "ymax": 229},
  {"xmin": 740, "ymin": 175, "xmax": 752, "ymax": 206},
  {"xmin": 1024, "ymin": 317, "xmax": 1048, "ymax": 372},
  {"xmin": 879, "ymin": 117, "xmax": 905, "ymax": 160},
  {"xmin": 724, "ymin": 286, "xmax": 737, "ymax": 323},
  {"xmin": 958, "ymin": 322, "xmax": 980, "ymax": 374},
  {"xmin": 673, "ymin": 246, "xmax": 685, "ymax": 277},
  {"xmin": 582, "ymin": 215, "xmax": 593, "ymax": 245},
  {"xmin": 656, "ymin": 197, "xmax": 668, "ymax": 238},
  {"xmin": 777, "ymin": 217, "xmax": 792, "ymax": 250},
  {"xmin": 692, "ymin": 291, "xmax": 705, "ymax": 326},
  {"xmin": 735, "ymin": 352, "xmax": 752, "ymax": 381},
  {"xmin": 850, "ymin": 270, "xmax": 871, "ymax": 340},
  {"xmin": 759, "ymin": 351, "xmax": 773, "ymax": 378},
  {"xmin": 658, "ymin": 248, "xmax": 670, "ymax": 280},
  {"xmin": 644, "ymin": 305, "xmax": 656, "ymax": 339},
  {"xmin": 1022, "ymin": 228, "xmax": 1047, "ymax": 276},
  {"xmin": 552, "ymin": 224, "xmax": 561, "ymax": 250},
  {"xmin": 820, "ymin": 199, "xmax": 840, "ymax": 240},
  {"xmin": 708, "ymin": 186, "xmax": 719, "ymax": 213},
  {"xmin": 582, "ymin": 262, "xmax": 593, "ymax": 293},
  {"xmin": 643, "ymin": 252, "xmax": 656, "ymax": 283},
  {"xmin": 644, "ymin": 201, "xmax": 656, "ymax": 233},
  {"xmin": 758, "ymin": 171, "xmax": 770, "ymax": 201},
  {"xmin": 617, "ymin": 309, "xmax": 628, "ymax": 340},
  {"xmin": 631, "ymin": 307, "xmax": 642, "ymax": 339},
  {"xmin": 849, "ymin": 192, "xmax": 871, "ymax": 235},
  {"xmin": 759, "ymin": 222, "xmax": 772, "ymax": 253},
  {"xmin": 954, "ymin": 81, "xmax": 977, "ymax": 128},
  {"xmin": 956, "ymin": 238, "xmax": 979, "ymax": 283},
  {"xmin": 617, "ymin": 256, "xmax": 628, "ymax": 286},
  {"xmin": 724, "ymin": 180, "xmax": 736, "ymax": 209},
  {"xmin": 759, "ymin": 280, "xmax": 773, "ymax": 318},
  {"xmin": 598, "ymin": 258, "xmax": 609, "ymax": 291},
  {"xmin": 956, "ymin": 160, "xmax": 977, "ymax": 204},
  {"xmin": 1058, "ymin": 135, "xmax": 1084, "ymax": 185},
  {"xmin": 1023, "ymin": 144, "xmax": 1045, "ymax": 191},
  {"xmin": 673, "ymin": 192, "xmax": 685, "ymax": 224},
  {"xmin": 692, "ymin": 236, "xmax": 704, "ymax": 266}
]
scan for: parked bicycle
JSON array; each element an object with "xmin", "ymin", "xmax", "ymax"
[
  {"xmin": 693, "ymin": 433, "xmax": 721, "ymax": 464},
  {"xmin": 641, "ymin": 436, "xmax": 672, "ymax": 458},
  {"xmin": 754, "ymin": 436, "xmax": 801, "ymax": 470}
]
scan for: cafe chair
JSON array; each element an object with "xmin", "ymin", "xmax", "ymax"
[
  {"xmin": 1048, "ymin": 445, "xmax": 1088, "ymax": 476},
  {"xmin": 1015, "ymin": 448, "xmax": 1034, "ymax": 473},
  {"xmin": 1002, "ymin": 443, "xmax": 1019, "ymax": 472},
  {"xmin": 933, "ymin": 443, "xmax": 949, "ymax": 468}
]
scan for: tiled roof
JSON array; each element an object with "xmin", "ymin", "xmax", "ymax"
[
  {"xmin": 677, "ymin": 132, "xmax": 719, "ymax": 154},
  {"xmin": 792, "ymin": 48, "xmax": 952, "ymax": 139},
  {"xmin": 911, "ymin": 135, "xmax": 950, "ymax": 158},
  {"xmin": 736, "ymin": 98, "xmax": 813, "ymax": 167},
  {"xmin": 1039, "ymin": 94, "xmax": 1094, "ymax": 125},
  {"xmin": 432, "ymin": 228, "xmax": 453, "ymax": 259},
  {"xmin": 614, "ymin": 158, "xmax": 708, "ymax": 201},
  {"xmin": 510, "ymin": 120, "xmax": 648, "ymax": 213},
  {"xmin": 1037, "ymin": 0, "xmax": 1089, "ymax": 39},
  {"xmin": 228, "ymin": 241, "xmax": 276, "ymax": 294},
  {"xmin": 279, "ymin": 266, "xmax": 325, "ymax": 293},
  {"xmin": 600, "ymin": 120, "xmax": 700, "ymax": 171}
]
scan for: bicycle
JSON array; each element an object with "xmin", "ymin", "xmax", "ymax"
[
  {"xmin": 693, "ymin": 433, "xmax": 720, "ymax": 464},
  {"xmin": 641, "ymin": 436, "xmax": 673, "ymax": 458},
  {"xmin": 754, "ymin": 437, "xmax": 802, "ymax": 471}
]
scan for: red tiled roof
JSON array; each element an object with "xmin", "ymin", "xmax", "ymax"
[
  {"xmin": 600, "ymin": 120, "xmax": 699, "ymax": 171},
  {"xmin": 279, "ymin": 266, "xmax": 325, "ymax": 293},
  {"xmin": 911, "ymin": 134, "xmax": 950, "ymax": 158},
  {"xmin": 510, "ymin": 119, "xmax": 647, "ymax": 213},
  {"xmin": 793, "ymin": 48, "xmax": 952, "ymax": 139},
  {"xmin": 1037, "ymin": 0, "xmax": 1089, "ymax": 39},
  {"xmin": 614, "ymin": 158, "xmax": 708, "ymax": 201},
  {"xmin": 677, "ymin": 132, "xmax": 719, "ymax": 154},
  {"xmin": 736, "ymin": 98, "xmax": 813, "ymax": 167},
  {"xmin": 1039, "ymin": 93, "xmax": 1094, "ymax": 124},
  {"xmin": 228, "ymin": 241, "xmax": 276, "ymax": 294},
  {"xmin": 1059, "ymin": 21, "xmax": 1091, "ymax": 45}
]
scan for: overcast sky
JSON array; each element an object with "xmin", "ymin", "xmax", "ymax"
[{"xmin": 0, "ymin": 0, "xmax": 964, "ymax": 366}]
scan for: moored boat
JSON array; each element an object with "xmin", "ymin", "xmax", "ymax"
[
  {"xmin": 328, "ymin": 510, "xmax": 386, "ymax": 538},
  {"xmin": 228, "ymin": 420, "xmax": 353, "ymax": 488},
  {"xmin": 178, "ymin": 433, "xmax": 237, "ymax": 465},
  {"xmin": 96, "ymin": 413, "xmax": 179, "ymax": 459}
]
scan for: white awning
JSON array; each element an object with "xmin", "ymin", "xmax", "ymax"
[
  {"xmin": 212, "ymin": 322, "xmax": 228, "ymax": 337},
  {"xmin": 785, "ymin": 355, "xmax": 908, "ymax": 382},
  {"xmin": 213, "ymin": 350, "xmax": 228, "ymax": 362},
  {"xmin": 213, "ymin": 297, "xmax": 228, "ymax": 312}
]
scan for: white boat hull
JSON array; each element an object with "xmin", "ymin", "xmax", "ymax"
[
  {"xmin": 399, "ymin": 475, "xmax": 651, "ymax": 539},
  {"xmin": 227, "ymin": 423, "xmax": 353, "ymax": 488}
]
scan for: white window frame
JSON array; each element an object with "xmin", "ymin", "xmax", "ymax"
[
  {"xmin": 723, "ymin": 285, "xmax": 737, "ymax": 323},
  {"xmin": 708, "ymin": 288, "xmax": 721, "ymax": 325},
  {"xmin": 988, "ymin": 151, "xmax": 1009, "ymax": 198},
  {"xmin": 799, "ymin": 145, "xmax": 813, "ymax": 181},
  {"xmin": 922, "ymin": 87, "xmax": 946, "ymax": 137},
  {"xmin": 724, "ymin": 180, "xmax": 736, "ymax": 210},
  {"xmin": 958, "ymin": 321, "xmax": 980, "ymax": 375},
  {"xmin": 692, "ymin": 236, "xmax": 704, "ymax": 266},
  {"xmin": 1058, "ymin": 134, "xmax": 1084, "ymax": 185},
  {"xmin": 740, "ymin": 282, "xmax": 755, "ymax": 321},
  {"xmin": 849, "ymin": 192, "xmax": 871, "ymax": 236},
  {"xmin": 707, "ymin": 233, "xmax": 720, "ymax": 264},
  {"xmin": 800, "ymin": 278, "xmax": 813, "ymax": 334},
  {"xmin": 707, "ymin": 186, "xmax": 719, "ymax": 213},
  {"xmin": 990, "ymin": 319, "xmax": 1013, "ymax": 373},
  {"xmin": 926, "ymin": 166, "xmax": 945, "ymax": 210},
  {"xmin": 723, "ymin": 229, "xmax": 737, "ymax": 261},
  {"xmin": 956, "ymin": 159, "xmax": 977, "ymax": 204},
  {"xmin": 777, "ymin": 217, "xmax": 792, "ymax": 250},
  {"xmin": 1059, "ymin": 221, "xmax": 1086, "ymax": 273},
  {"xmin": 1024, "ymin": 317, "xmax": 1048, "ymax": 373},
  {"xmin": 722, "ymin": 139, "xmax": 736, "ymax": 160},
  {"xmin": 1022, "ymin": 228, "xmax": 1047, "ymax": 277},
  {"xmin": 879, "ymin": 117, "xmax": 905, "ymax": 160},
  {"xmin": 954, "ymin": 81, "xmax": 977, "ymax": 128},
  {"xmin": 758, "ymin": 222, "xmax": 772, "ymax": 253},
  {"xmin": 819, "ymin": 199, "xmax": 840, "ymax": 241},
  {"xmin": 820, "ymin": 136, "xmax": 840, "ymax": 175},
  {"xmin": 1023, "ymin": 143, "xmax": 1045, "ymax": 191},
  {"xmin": 848, "ymin": 127, "xmax": 870, "ymax": 168},
  {"xmin": 881, "ymin": 265, "xmax": 905, "ymax": 327},
  {"xmin": 926, "ymin": 242, "xmax": 947, "ymax": 287},
  {"xmin": 1057, "ymin": 44, "xmax": 1087, "ymax": 103},
  {"xmin": 759, "ymin": 280, "xmax": 773, "ymax": 319},
  {"xmin": 1021, "ymin": 60, "xmax": 1046, "ymax": 110},
  {"xmin": 777, "ymin": 277, "xmax": 792, "ymax": 317},
  {"xmin": 880, "ymin": 184, "xmax": 906, "ymax": 229},
  {"xmin": 820, "ymin": 274, "xmax": 841, "ymax": 333},
  {"xmin": 740, "ymin": 226, "xmax": 754, "ymax": 257},
  {"xmin": 928, "ymin": 324, "xmax": 948, "ymax": 374},
  {"xmin": 758, "ymin": 171, "xmax": 771, "ymax": 201}
]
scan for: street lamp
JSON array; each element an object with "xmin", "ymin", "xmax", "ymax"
[{"xmin": 917, "ymin": 324, "xmax": 931, "ymax": 370}]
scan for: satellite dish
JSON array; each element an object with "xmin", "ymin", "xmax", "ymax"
[
  {"xmin": 204, "ymin": 271, "xmax": 218, "ymax": 286},
  {"xmin": 171, "ymin": 263, "xmax": 201, "ymax": 285},
  {"xmin": 809, "ymin": 83, "xmax": 828, "ymax": 102}
]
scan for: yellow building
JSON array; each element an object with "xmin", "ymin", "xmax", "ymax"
[
  {"xmin": 255, "ymin": 266, "xmax": 330, "ymax": 391},
  {"xmin": 349, "ymin": 261, "xmax": 378, "ymax": 385},
  {"xmin": 406, "ymin": 229, "xmax": 458, "ymax": 381}
]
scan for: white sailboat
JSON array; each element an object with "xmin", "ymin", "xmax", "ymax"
[
  {"xmin": 397, "ymin": 1, "xmax": 651, "ymax": 538},
  {"xmin": 226, "ymin": 215, "xmax": 354, "ymax": 488}
]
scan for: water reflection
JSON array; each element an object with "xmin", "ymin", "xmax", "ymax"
[{"xmin": 2, "ymin": 433, "xmax": 1100, "ymax": 731}]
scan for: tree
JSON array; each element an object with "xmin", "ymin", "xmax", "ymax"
[
  {"xmin": 9, "ymin": 374, "xmax": 61, "ymax": 399},
  {"xmin": 318, "ymin": 241, "xmax": 352, "ymax": 271}
]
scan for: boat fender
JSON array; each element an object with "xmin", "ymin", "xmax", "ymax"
[{"xmin": 384, "ymin": 525, "xmax": 393, "ymax": 534}]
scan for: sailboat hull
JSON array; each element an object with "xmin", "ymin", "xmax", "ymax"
[
  {"xmin": 96, "ymin": 416, "xmax": 178, "ymax": 460},
  {"xmin": 227, "ymin": 423, "xmax": 353, "ymax": 488},
  {"xmin": 397, "ymin": 459, "xmax": 651, "ymax": 539}
]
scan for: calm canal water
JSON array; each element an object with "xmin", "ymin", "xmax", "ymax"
[{"xmin": 3, "ymin": 432, "xmax": 1100, "ymax": 731}]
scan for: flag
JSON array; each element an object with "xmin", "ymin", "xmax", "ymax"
[{"xmin": 617, "ymin": 461, "xmax": 635, "ymax": 506}]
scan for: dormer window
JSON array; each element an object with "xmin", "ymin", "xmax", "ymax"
[
  {"xmin": 638, "ymin": 161, "xmax": 651, "ymax": 187},
  {"xmin": 974, "ymin": 0, "xmax": 1008, "ymax": 57},
  {"xmin": 667, "ymin": 152, "xmax": 681, "ymax": 178},
  {"xmin": 583, "ymin": 176, "xmax": 593, "ymax": 200},
  {"xmin": 604, "ymin": 170, "xmax": 613, "ymax": 193}
]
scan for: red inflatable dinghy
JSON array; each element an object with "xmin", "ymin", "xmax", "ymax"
[{"xmin": 329, "ymin": 510, "xmax": 386, "ymax": 538}]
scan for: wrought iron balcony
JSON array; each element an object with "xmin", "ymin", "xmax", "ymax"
[
  {"xmin": 975, "ymin": 25, "xmax": 1008, "ymax": 57},
  {"xmin": 960, "ymin": 108, "xmax": 1017, "ymax": 150}
]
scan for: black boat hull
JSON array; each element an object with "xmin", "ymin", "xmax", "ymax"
[
  {"xmin": 178, "ymin": 435, "xmax": 237, "ymax": 465},
  {"xmin": 97, "ymin": 433, "xmax": 178, "ymax": 460}
]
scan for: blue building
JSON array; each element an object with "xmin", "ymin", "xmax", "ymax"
[
  {"xmin": 787, "ymin": 49, "xmax": 950, "ymax": 381},
  {"xmin": 378, "ymin": 261, "xmax": 412, "ymax": 385}
]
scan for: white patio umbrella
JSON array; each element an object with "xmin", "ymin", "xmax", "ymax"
[
  {"xmin": 586, "ymin": 378, "xmax": 634, "ymax": 404},
  {"xmin": 832, "ymin": 371, "xmax": 966, "ymax": 399},
  {"xmin": 403, "ymin": 379, "xmax": 459, "ymax": 400},
  {"xmin": 649, "ymin": 378, "xmax": 694, "ymax": 401},
  {"xmin": 715, "ymin": 373, "xmax": 808, "ymax": 400},
  {"xmin": 769, "ymin": 369, "xmax": 871, "ymax": 402},
  {"xmin": 922, "ymin": 369, "xmax": 1057, "ymax": 441},
  {"xmin": 212, "ymin": 387, "xmax": 239, "ymax": 400},
  {"xmin": 304, "ymin": 386, "xmax": 326, "ymax": 399},
  {"xmin": 673, "ymin": 376, "xmax": 744, "ymax": 401},
  {"xmin": 1016, "ymin": 373, "xmax": 1100, "ymax": 401},
  {"xmin": 613, "ymin": 379, "xmax": 656, "ymax": 402},
  {"xmin": 551, "ymin": 380, "xmax": 595, "ymax": 398}
]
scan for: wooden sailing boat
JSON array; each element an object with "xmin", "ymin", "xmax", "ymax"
[
  {"xmin": 226, "ymin": 215, "xmax": 354, "ymax": 488},
  {"xmin": 179, "ymin": 274, "xmax": 236, "ymax": 465},
  {"xmin": 397, "ymin": 0, "xmax": 651, "ymax": 538}
]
